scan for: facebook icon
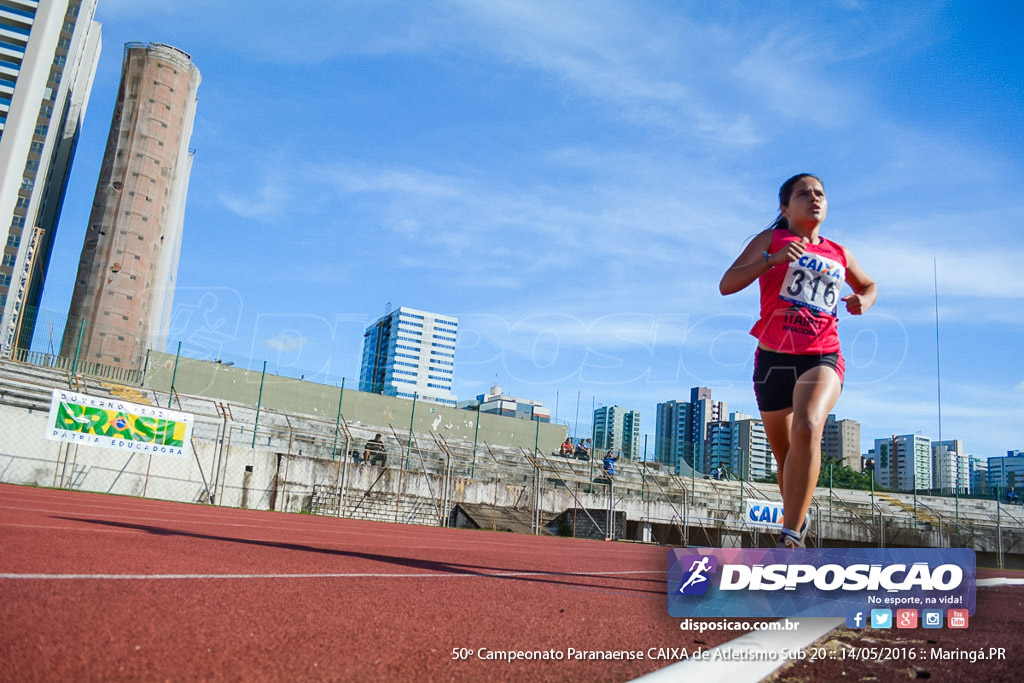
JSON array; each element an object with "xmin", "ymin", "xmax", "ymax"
[{"xmin": 846, "ymin": 610, "xmax": 866, "ymax": 629}]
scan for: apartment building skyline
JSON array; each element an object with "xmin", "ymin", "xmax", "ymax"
[
  {"xmin": 0, "ymin": 0, "xmax": 100, "ymax": 357},
  {"xmin": 932, "ymin": 439, "xmax": 970, "ymax": 493},
  {"xmin": 874, "ymin": 434, "xmax": 933, "ymax": 492},
  {"xmin": 359, "ymin": 305, "xmax": 458, "ymax": 406},
  {"xmin": 654, "ymin": 387, "xmax": 726, "ymax": 474},
  {"xmin": 459, "ymin": 382, "xmax": 550, "ymax": 423},
  {"xmin": 970, "ymin": 456, "xmax": 989, "ymax": 495},
  {"xmin": 706, "ymin": 410, "xmax": 775, "ymax": 481},
  {"xmin": 986, "ymin": 452, "xmax": 1024, "ymax": 491},
  {"xmin": 822, "ymin": 414, "xmax": 861, "ymax": 471},
  {"xmin": 593, "ymin": 404, "xmax": 641, "ymax": 459},
  {"xmin": 62, "ymin": 41, "xmax": 200, "ymax": 369}
]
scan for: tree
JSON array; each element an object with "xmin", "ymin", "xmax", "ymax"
[
  {"xmin": 755, "ymin": 461, "xmax": 887, "ymax": 492},
  {"xmin": 818, "ymin": 460, "xmax": 879, "ymax": 491}
]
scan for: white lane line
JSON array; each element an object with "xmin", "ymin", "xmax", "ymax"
[
  {"xmin": 977, "ymin": 577, "xmax": 1024, "ymax": 586},
  {"xmin": 0, "ymin": 569, "xmax": 661, "ymax": 581},
  {"xmin": 632, "ymin": 617, "xmax": 844, "ymax": 683}
]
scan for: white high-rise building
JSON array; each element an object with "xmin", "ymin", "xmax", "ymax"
[
  {"xmin": 359, "ymin": 306, "xmax": 457, "ymax": 406},
  {"xmin": 874, "ymin": 434, "xmax": 932, "ymax": 492},
  {"xmin": 932, "ymin": 439, "xmax": 970, "ymax": 494},
  {"xmin": 459, "ymin": 383, "xmax": 550, "ymax": 422},
  {"xmin": 0, "ymin": 0, "xmax": 100, "ymax": 357}
]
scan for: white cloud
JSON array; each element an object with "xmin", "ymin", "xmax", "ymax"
[
  {"xmin": 853, "ymin": 238, "xmax": 1024, "ymax": 301},
  {"xmin": 219, "ymin": 180, "xmax": 292, "ymax": 221},
  {"xmin": 263, "ymin": 333, "xmax": 307, "ymax": 353}
]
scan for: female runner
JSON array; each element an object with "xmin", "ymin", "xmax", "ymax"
[{"xmin": 719, "ymin": 174, "xmax": 877, "ymax": 548}]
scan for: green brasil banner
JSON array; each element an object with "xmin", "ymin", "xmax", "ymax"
[{"xmin": 46, "ymin": 389, "xmax": 194, "ymax": 458}]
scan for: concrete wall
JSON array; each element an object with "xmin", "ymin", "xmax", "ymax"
[{"xmin": 143, "ymin": 351, "xmax": 567, "ymax": 453}]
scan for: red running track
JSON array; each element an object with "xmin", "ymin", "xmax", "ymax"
[
  {"xmin": 768, "ymin": 581, "xmax": 1024, "ymax": 682},
  {"xmin": 1, "ymin": 484, "xmax": 737, "ymax": 682},
  {"xmin": 4, "ymin": 484, "xmax": 1023, "ymax": 682}
]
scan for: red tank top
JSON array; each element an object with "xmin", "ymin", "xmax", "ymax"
[{"xmin": 749, "ymin": 229, "xmax": 847, "ymax": 354}]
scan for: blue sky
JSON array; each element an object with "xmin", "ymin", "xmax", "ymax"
[{"xmin": 35, "ymin": 0, "xmax": 1023, "ymax": 461}]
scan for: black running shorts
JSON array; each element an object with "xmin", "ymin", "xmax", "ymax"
[{"xmin": 753, "ymin": 347, "xmax": 843, "ymax": 412}]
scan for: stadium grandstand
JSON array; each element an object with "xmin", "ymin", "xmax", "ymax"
[{"xmin": 1, "ymin": 353, "xmax": 1021, "ymax": 570}]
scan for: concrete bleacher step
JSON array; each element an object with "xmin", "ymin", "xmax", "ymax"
[
  {"xmin": 0, "ymin": 358, "xmax": 154, "ymax": 409},
  {"xmin": 876, "ymin": 493, "xmax": 939, "ymax": 523},
  {"xmin": 0, "ymin": 379, "xmax": 52, "ymax": 402},
  {"xmin": 0, "ymin": 378, "xmax": 54, "ymax": 412},
  {"xmin": 0, "ymin": 365, "xmax": 62, "ymax": 389},
  {"xmin": 96, "ymin": 381, "xmax": 152, "ymax": 405},
  {"xmin": 0, "ymin": 359, "xmax": 71, "ymax": 390},
  {"xmin": 0, "ymin": 392, "xmax": 50, "ymax": 412}
]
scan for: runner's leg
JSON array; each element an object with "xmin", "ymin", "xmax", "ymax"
[
  {"xmin": 760, "ymin": 409, "xmax": 792, "ymax": 499},
  {"xmin": 781, "ymin": 365, "xmax": 842, "ymax": 534}
]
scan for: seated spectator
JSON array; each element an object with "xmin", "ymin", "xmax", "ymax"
[
  {"xmin": 574, "ymin": 439, "xmax": 590, "ymax": 460},
  {"xmin": 560, "ymin": 438, "xmax": 575, "ymax": 456},
  {"xmin": 363, "ymin": 434, "xmax": 387, "ymax": 466}
]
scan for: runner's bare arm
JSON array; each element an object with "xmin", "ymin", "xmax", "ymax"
[
  {"xmin": 720, "ymin": 230, "xmax": 807, "ymax": 295},
  {"xmin": 719, "ymin": 230, "xmax": 774, "ymax": 295},
  {"xmin": 840, "ymin": 249, "xmax": 877, "ymax": 315}
]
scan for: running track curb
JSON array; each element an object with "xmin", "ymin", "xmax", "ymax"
[{"xmin": 977, "ymin": 578, "xmax": 1024, "ymax": 586}]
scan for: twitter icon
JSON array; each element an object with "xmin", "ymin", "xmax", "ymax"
[{"xmin": 871, "ymin": 609, "xmax": 892, "ymax": 629}]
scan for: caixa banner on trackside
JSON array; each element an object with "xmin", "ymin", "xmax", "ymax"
[
  {"xmin": 743, "ymin": 500, "xmax": 805, "ymax": 531},
  {"xmin": 667, "ymin": 548, "xmax": 976, "ymax": 618},
  {"xmin": 45, "ymin": 389, "xmax": 194, "ymax": 458}
]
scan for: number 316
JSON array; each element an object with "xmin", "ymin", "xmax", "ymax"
[{"xmin": 787, "ymin": 270, "xmax": 837, "ymax": 306}]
